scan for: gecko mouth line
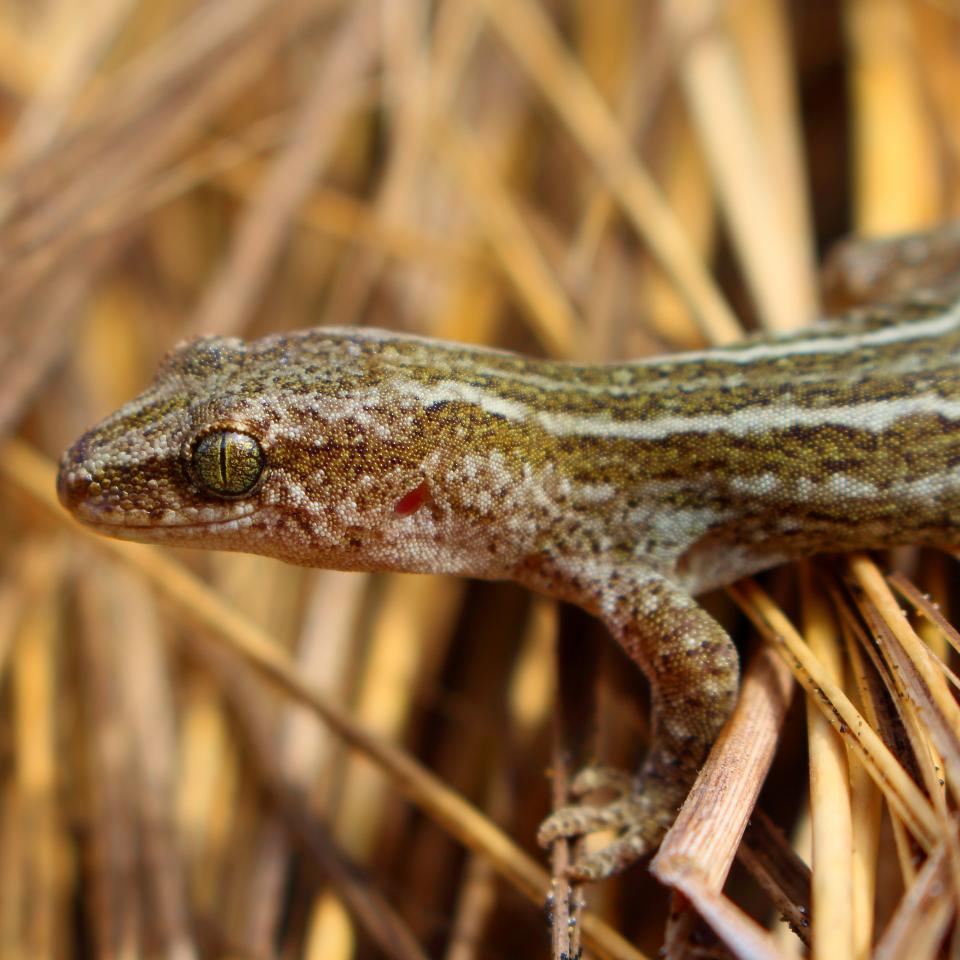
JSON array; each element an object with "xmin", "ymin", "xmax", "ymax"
[{"xmin": 74, "ymin": 512, "xmax": 257, "ymax": 533}]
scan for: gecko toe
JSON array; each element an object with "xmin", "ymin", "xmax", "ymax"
[
  {"xmin": 569, "ymin": 764, "xmax": 633, "ymax": 798},
  {"xmin": 537, "ymin": 797, "xmax": 637, "ymax": 846},
  {"xmin": 566, "ymin": 828, "xmax": 655, "ymax": 881}
]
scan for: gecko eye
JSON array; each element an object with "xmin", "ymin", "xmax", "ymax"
[{"xmin": 190, "ymin": 430, "xmax": 265, "ymax": 498}]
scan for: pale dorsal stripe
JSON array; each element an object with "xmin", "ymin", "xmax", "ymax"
[{"xmin": 392, "ymin": 378, "xmax": 960, "ymax": 441}]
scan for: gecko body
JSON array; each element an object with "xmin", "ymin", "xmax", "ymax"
[{"xmin": 58, "ymin": 296, "xmax": 960, "ymax": 879}]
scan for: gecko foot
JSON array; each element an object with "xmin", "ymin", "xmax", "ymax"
[{"xmin": 538, "ymin": 766, "xmax": 672, "ymax": 880}]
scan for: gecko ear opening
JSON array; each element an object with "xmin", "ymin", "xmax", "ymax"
[
  {"xmin": 393, "ymin": 480, "xmax": 429, "ymax": 517},
  {"xmin": 190, "ymin": 429, "xmax": 265, "ymax": 498}
]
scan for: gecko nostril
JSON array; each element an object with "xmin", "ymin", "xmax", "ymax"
[{"xmin": 56, "ymin": 439, "xmax": 92, "ymax": 511}]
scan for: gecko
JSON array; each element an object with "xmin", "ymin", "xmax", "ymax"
[{"xmin": 57, "ymin": 226, "xmax": 960, "ymax": 881}]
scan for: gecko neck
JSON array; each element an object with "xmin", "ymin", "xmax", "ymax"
[{"xmin": 301, "ymin": 305, "xmax": 960, "ymax": 593}]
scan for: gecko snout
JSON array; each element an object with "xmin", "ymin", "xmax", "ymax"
[
  {"xmin": 55, "ymin": 434, "xmax": 125, "ymax": 526},
  {"xmin": 56, "ymin": 438, "xmax": 93, "ymax": 515}
]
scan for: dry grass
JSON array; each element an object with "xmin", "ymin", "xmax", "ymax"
[{"xmin": 1, "ymin": 1, "xmax": 960, "ymax": 957}]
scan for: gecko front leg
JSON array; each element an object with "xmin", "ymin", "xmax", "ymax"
[{"xmin": 534, "ymin": 566, "xmax": 739, "ymax": 881}]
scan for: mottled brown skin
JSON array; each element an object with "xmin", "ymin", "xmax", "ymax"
[{"xmin": 58, "ymin": 232, "xmax": 960, "ymax": 879}]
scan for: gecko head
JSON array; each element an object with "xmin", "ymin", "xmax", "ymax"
[{"xmin": 57, "ymin": 329, "xmax": 522, "ymax": 572}]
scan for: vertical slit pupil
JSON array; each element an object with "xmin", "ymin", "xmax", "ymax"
[{"xmin": 219, "ymin": 433, "xmax": 228, "ymax": 485}]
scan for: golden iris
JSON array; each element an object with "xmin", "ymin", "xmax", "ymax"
[{"xmin": 191, "ymin": 430, "xmax": 264, "ymax": 497}]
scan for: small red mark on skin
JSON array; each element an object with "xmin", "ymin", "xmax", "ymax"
[{"xmin": 394, "ymin": 480, "xmax": 429, "ymax": 517}]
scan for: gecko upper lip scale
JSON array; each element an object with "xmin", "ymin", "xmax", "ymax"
[{"xmin": 56, "ymin": 295, "xmax": 960, "ymax": 880}]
